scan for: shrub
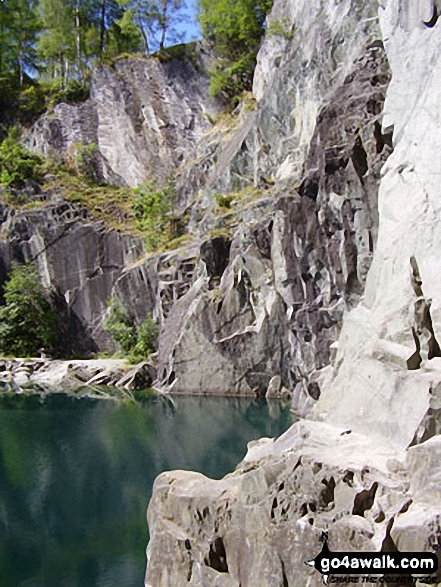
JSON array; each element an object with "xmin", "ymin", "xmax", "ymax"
[
  {"xmin": 103, "ymin": 299, "xmax": 136, "ymax": 353},
  {"xmin": 0, "ymin": 262, "xmax": 57, "ymax": 357},
  {"xmin": 199, "ymin": 0, "xmax": 274, "ymax": 103},
  {"xmin": 132, "ymin": 175, "xmax": 175, "ymax": 250},
  {"xmin": 213, "ymin": 192, "xmax": 234, "ymax": 209},
  {"xmin": 0, "ymin": 128, "xmax": 42, "ymax": 188},
  {"xmin": 104, "ymin": 299, "xmax": 158, "ymax": 363},
  {"xmin": 40, "ymin": 79, "xmax": 89, "ymax": 111},
  {"xmin": 74, "ymin": 141, "xmax": 99, "ymax": 181},
  {"xmin": 16, "ymin": 80, "xmax": 89, "ymax": 124},
  {"xmin": 128, "ymin": 315, "xmax": 158, "ymax": 364},
  {"xmin": 266, "ymin": 18, "xmax": 295, "ymax": 40},
  {"xmin": 208, "ymin": 52, "xmax": 256, "ymax": 103},
  {"xmin": 17, "ymin": 86, "xmax": 47, "ymax": 120}
]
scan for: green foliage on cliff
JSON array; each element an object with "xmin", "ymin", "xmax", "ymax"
[
  {"xmin": 266, "ymin": 17, "xmax": 295, "ymax": 40},
  {"xmin": 0, "ymin": 262, "xmax": 57, "ymax": 357},
  {"xmin": 132, "ymin": 175, "xmax": 176, "ymax": 250},
  {"xmin": 131, "ymin": 316, "xmax": 158, "ymax": 362},
  {"xmin": 198, "ymin": 0, "xmax": 274, "ymax": 102},
  {"xmin": 74, "ymin": 141, "xmax": 99, "ymax": 181},
  {"xmin": 104, "ymin": 299, "xmax": 136, "ymax": 353},
  {"xmin": 104, "ymin": 299, "xmax": 157, "ymax": 363},
  {"xmin": 17, "ymin": 162, "xmax": 181, "ymax": 252},
  {"xmin": 0, "ymin": 129, "xmax": 42, "ymax": 188}
]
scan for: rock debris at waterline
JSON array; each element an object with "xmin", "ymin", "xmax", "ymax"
[{"xmin": 0, "ymin": 358, "xmax": 155, "ymax": 395}]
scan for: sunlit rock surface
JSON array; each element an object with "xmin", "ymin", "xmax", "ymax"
[
  {"xmin": 315, "ymin": 0, "xmax": 441, "ymax": 446},
  {"xmin": 145, "ymin": 0, "xmax": 441, "ymax": 585},
  {"xmin": 152, "ymin": 0, "xmax": 391, "ymax": 398},
  {"xmin": 27, "ymin": 44, "xmax": 223, "ymax": 187}
]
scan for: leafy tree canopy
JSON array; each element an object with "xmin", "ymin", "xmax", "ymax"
[
  {"xmin": 0, "ymin": 127, "xmax": 42, "ymax": 187},
  {"xmin": 0, "ymin": 262, "xmax": 58, "ymax": 357},
  {"xmin": 198, "ymin": 0, "xmax": 274, "ymax": 102}
]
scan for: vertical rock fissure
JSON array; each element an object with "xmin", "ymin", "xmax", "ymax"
[
  {"xmin": 352, "ymin": 481, "xmax": 378, "ymax": 517},
  {"xmin": 204, "ymin": 536, "xmax": 229, "ymax": 573},
  {"xmin": 409, "ymin": 256, "xmax": 441, "ymax": 364}
]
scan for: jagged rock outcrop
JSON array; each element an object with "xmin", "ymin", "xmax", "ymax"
[
  {"xmin": 146, "ymin": 422, "xmax": 410, "ymax": 587},
  {"xmin": 146, "ymin": 0, "xmax": 441, "ymax": 585},
  {"xmin": 26, "ymin": 45, "xmax": 223, "ymax": 187},
  {"xmin": 147, "ymin": 420, "xmax": 441, "ymax": 587},
  {"xmin": 152, "ymin": 0, "xmax": 391, "ymax": 401},
  {"xmin": 0, "ymin": 356, "xmax": 159, "ymax": 395},
  {"xmin": 0, "ymin": 357, "xmax": 129, "ymax": 391}
]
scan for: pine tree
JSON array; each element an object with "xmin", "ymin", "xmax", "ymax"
[
  {"xmin": 37, "ymin": 0, "xmax": 76, "ymax": 83},
  {"xmin": 0, "ymin": 0, "xmax": 40, "ymax": 86}
]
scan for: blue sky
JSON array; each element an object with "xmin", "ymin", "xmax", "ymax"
[{"xmin": 173, "ymin": 0, "xmax": 202, "ymax": 45}]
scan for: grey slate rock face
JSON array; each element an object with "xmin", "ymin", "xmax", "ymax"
[
  {"xmin": 12, "ymin": 0, "xmax": 390, "ymax": 390},
  {"xmin": 152, "ymin": 38, "xmax": 392, "ymax": 400},
  {"xmin": 26, "ymin": 44, "xmax": 224, "ymax": 188},
  {"xmin": 0, "ymin": 202, "xmax": 142, "ymax": 353},
  {"xmin": 146, "ymin": 0, "xmax": 441, "ymax": 582}
]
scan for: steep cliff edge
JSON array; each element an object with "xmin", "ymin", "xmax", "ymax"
[{"xmin": 146, "ymin": 0, "xmax": 441, "ymax": 585}]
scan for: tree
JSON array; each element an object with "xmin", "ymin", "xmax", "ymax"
[
  {"xmin": 37, "ymin": 0, "xmax": 76, "ymax": 83},
  {"xmin": 155, "ymin": 0, "xmax": 187, "ymax": 50},
  {"xmin": 0, "ymin": 0, "xmax": 40, "ymax": 86},
  {"xmin": 0, "ymin": 262, "xmax": 57, "ymax": 357},
  {"xmin": 120, "ymin": 0, "xmax": 187, "ymax": 54},
  {"xmin": 0, "ymin": 0, "xmax": 192, "ymax": 94},
  {"xmin": 36, "ymin": 0, "xmax": 131, "ymax": 84},
  {"xmin": 198, "ymin": 0, "xmax": 273, "ymax": 102},
  {"xmin": 104, "ymin": 298, "xmax": 136, "ymax": 353},
  {"xmin": 108, "ymin": 7, "xmax": 144, "ymax": 55},
  {"xmin": 94, "ymin": 0, "xmax": 140, "ymax": 58}
]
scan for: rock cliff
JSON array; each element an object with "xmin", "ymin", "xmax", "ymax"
[
  {"xmin": 145, "ymin": 0, "xmax": 441, "ymax": 585},
  {"xmin": 138, "ymin": 0, "xmax": 391, "ymax": 399},
  {"xmin": 0, "ymin": 200, "xmax": 142, "ymax": 353},
  {"xmin": 26, "ymin": 44, "xmax": 223, "ymax": 188},
  {"xmin": 2, "ymin": 0, "xmax": 440, "ymax": 580},
  {"xmin": 7, "ymin": 0, "xmax": 391, "ymax": 382}
]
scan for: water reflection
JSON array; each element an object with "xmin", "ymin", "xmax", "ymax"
[{"xmin": 0, "ymin": 394, "xmax": 294, "ymax": 587}]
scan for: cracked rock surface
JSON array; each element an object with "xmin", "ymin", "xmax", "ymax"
[
  {"xmin": 0, "ymin": 202, "xmax": 142, "ymax": 352},
  {"xmin": 145, "ymin": 0, "xmax": 441, "ymax": 585},
  {"xmin": 26, "ymin": 45, "xmax": 223, "ymax": 188},
  {"xmin": 150, "ymin": 0, "xmax": 392, "ymax": 399}
]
